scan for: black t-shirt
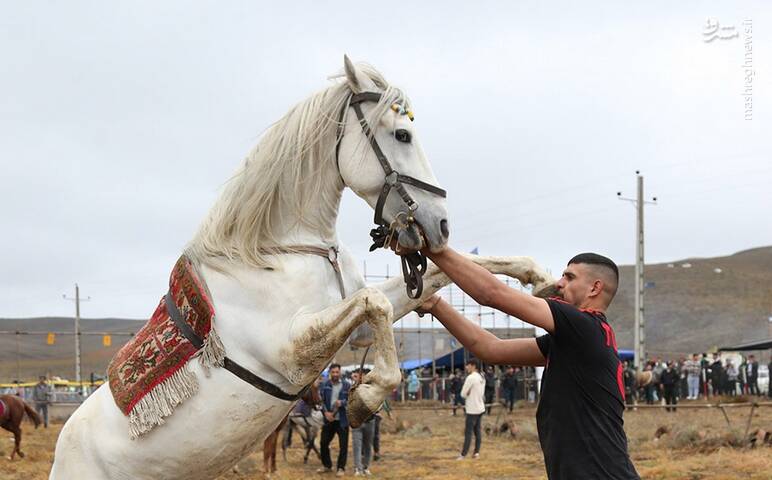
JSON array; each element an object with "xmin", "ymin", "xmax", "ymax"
[{"xmin": 535, "ymin": 299, "xmax": 639, "ymax": 480}]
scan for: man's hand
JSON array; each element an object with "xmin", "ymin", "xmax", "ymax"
[
  {"xmin": 416, "ymin": 295, "xmax": 441, "ymax": 316},
  {"xmin": 335, "ymin": 400, "xmax": 342, "ymax": 408},
  {"xmin": 324, "ymin": 411, "xmax": 334, "ymax": 422}
]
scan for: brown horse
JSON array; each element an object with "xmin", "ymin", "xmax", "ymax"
[
  {"xmin": 0, "ymin": 395, "xmax": 42, "ymax": 460},
  {"xmin": 262, "ymin": 379, "xmax": 321, "ymax": 477}
]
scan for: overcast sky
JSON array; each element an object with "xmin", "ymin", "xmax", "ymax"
[{"xmin": 1, "ymin": 1, "xmax": 770, "ymax": 321}]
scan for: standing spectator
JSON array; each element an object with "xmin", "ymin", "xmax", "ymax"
[
  {"xmin": 676, "ymin": 357, "xmax": 688, "ymax": 400},
  {"xmin": 350, "ymin": 371, "xmax": 375, "ymax": 477},
  {"xmin": 660, "ymin": 362, "xmax": 679, "ymax": 412},
  {"xmin": 450, "ymin": 369, "xmax": 465, "ymax": 416},
  {"xmin": 420, "ymin": 367, "xmax": 431, "ymax": 400},
  {"xmin": 710, "ymin": 355, "xmax": 724, "ymax": 396},
  {"xmin": 726, "ymin": 361, "xmax": 738, "ymax": 396},
  {"xmin": 318, "ymin": 364, "xmax": 350, "ymax": 477},
  {"xmin": 407, "ymin": 370, "xmax": 419, "ymax": 401},
  {"xmin": 483, "ymin": 365, "xmax": 496, "ymax": 414},
  {"xmin": 458, "ymin": 359, "xmax": 485, "ymax": 460},
  {"xmin": 623, "ymin": 362, "xmax": 636, "ymax": 406},
  {"xmin": 684, "ymin": 354, "xmax": 702, "ymax": 400},
  {"xmin": 700, "ymin": 353, "xmax": 711, "ymax": 397},
  {"xmin": 651, "ymin": 359, "xmax": 664, "ymax": 402},
  {"xmin": 643, "ymin": 364, "xmax": 656, "ymax": 405},
  {"xmin": 745, "ymin": 355, "xmax": 759, "ymax": 395},
  {"xmin": 431, "ymin": 373, "xmax": 441, "ymax": 401},
  {"xmin": 372, "ymin": 399, "xmax": 389, "ymax": 462},
  {"xmin": 768, "ymin": 359, "xmax": 772, "ymax": 398},
  {"xmin": 33, "ymin": 375, "xmax": 52, "ymax": 428},
  {"xmin": 501, "ymin": 366, "xmax": 518, "ymax": 412}
]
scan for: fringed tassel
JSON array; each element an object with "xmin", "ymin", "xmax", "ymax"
[
  {"xmin": 198, "ymin": 319, "xmax": 225, "ymax": 375},
  {"xmin": 127, "ymin": 364, "xmax": 199, "ymax": 439}
]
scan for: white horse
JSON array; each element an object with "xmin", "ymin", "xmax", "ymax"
[{"xmin": 51, "ymin": 56, "xmax": 555, "ymax": 479}]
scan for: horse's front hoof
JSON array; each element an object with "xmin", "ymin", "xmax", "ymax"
[
  {"xmin": 347, "ymin": 384, "xmax": 379, "ymax": 428},
  {"xmin": 533, "ymin": 282, "xmax": 559, "ymax": 299}
]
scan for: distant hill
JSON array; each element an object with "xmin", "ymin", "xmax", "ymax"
[
  {"xmin": 2, "ymin": 246, "xmax": 771, "ymax": 381},
  {"xmin": 607, "ymin": 246, "xmax": 772, "ymax": 358}
]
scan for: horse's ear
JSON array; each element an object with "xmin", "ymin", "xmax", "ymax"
[{"xmin": 344, "ymin": 54, "xmax": 376, "ymax": 93}]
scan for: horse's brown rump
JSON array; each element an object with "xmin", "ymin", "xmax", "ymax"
[{"xmin": 0, "ymin": 394, "xmax": 42, "ymax": 460}]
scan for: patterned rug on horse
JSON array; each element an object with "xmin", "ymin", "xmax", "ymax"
[{"xmin": 108, "ymin": 255, "xmax": 224, "ymax": 438}]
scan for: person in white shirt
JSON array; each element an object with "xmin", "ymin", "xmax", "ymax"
[{"xmin": 459, "ymin": 359, "xmax": 486, "ymax": 459}]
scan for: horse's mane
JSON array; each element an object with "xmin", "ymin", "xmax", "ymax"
[{"xmin": 187, "ymin": 63, "xmax": 410, "ymax": 268}]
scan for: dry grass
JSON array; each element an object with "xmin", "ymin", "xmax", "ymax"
[{"xmin": 2, "ymin": 403, "xmax": 771, "ymax": 479}]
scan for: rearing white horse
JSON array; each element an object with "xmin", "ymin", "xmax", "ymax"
[{"xmin": 51, "ymin": 56, "xmax": 555, "ymax": 479}]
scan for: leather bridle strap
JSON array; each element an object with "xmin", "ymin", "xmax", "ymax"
[
  {"xmin": 349, "ymin": 96, "xmax": 447, "ymax": 226},
  {"xmin": 344, "ymin": 92, "xmax": 447, "ymax": 299}
]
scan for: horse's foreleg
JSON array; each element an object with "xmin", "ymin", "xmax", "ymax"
[
  {"xmin": 280, "ymin": 287, "xmax": 401, "ymax": 428},
  {"xmin": 370, "ymin": 254, "xmax": 556, "ymax": 322}
]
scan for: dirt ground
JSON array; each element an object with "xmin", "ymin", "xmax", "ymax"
[{"xmin": 2, "ymin": 401, "xmax": 771, "ymax": 479}]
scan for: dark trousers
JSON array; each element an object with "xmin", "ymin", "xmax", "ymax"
[
  {"xmin": 373, "ymin": 415, "xmax": 381, "ymax": 456},
  {"xmin": 663, "ymin": 385, "xmax": 678, "ymax": 412},
  {"xmin": 503, "ymin": 388, "xmax": 516, "ymax": 412},
  {"xmin": 35, "ymin": 402, "xmax": 49, "ymax": 428},
  {"xmin": 484, "ymin": 388, "xmax": 494, "ymax": 414},
  {"xmin": 461, "ymin": 413, "xmax": 482, "ymax": 456},
  {"xmin": 644, "ymin": 384, "xmax": 655, "ymax": 404},
  {"xmin": 748, "ymin": 378, "xmax": 759, "ymax": 395},
  {"xmin": 320, "ymin": 420, "xmax": 348, "ymax": 470},
  {"xmin": 452, "ymin": 392, "xmax": 464, "ymax": 416}
]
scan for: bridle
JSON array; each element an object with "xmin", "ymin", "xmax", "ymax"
[
  {"xmin": 166, "ymin": 90, "xmax": 446, "ymax": 405},
  {"xmin": 339, "ymin": 92, "xmax": 447, "ymax": 299}
]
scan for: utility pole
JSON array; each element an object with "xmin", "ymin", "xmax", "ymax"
[
  {"xmin": 618, "ymin": 172, "xmax": 657, "ymax": 371},
  {"xmin": 63, "ymin": 284, "xmax": 90, "ymax": 389}
]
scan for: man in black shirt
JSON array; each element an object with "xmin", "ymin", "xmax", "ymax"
[{"xmin": 417, "ymin": 248, "xmax": 639, "ymax": 479}]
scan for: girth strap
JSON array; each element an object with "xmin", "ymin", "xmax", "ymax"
[
  {"xmin": 164, "ymin": 245, "xmax": 346, "ymax": 402},
  {"xmin": 165, "ymin": 292, "xmax": 301, "ymax": 402}
]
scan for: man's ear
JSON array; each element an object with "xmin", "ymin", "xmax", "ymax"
[
  {"xmin": 343, "ymin": 54, "xmax": 377, "ymax": 93},
  {"xmin": 589, "ymin": 280, "xmax": 603, "ymax": 298}
]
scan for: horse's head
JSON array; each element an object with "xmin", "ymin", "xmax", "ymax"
[{"xmin": 337, "ymin": 56, "xmax": 449, "ymax": 253}]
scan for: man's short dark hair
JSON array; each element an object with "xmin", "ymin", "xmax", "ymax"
[
  {"xmin": 568, "ymin": 252, "xmax": 619, "ymax": 297},
  {"xmin": 329, "ymin": 363, "xmax": 341, "ymax": 371},
  {"xmin": 568, "ymin": 253, "xmax": 619, "ymax": 281},
  {"xmin": 466, "ymin": 359, "xmax": 479, "ymax": 370}
]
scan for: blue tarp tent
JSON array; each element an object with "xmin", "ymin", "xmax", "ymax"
[
  {"xmin": 618, "ymin": 349, "xmax": 635, "ymax": 361},
  {"xmin": 401, "ymin": 348, "xmax": 469, "ymax": 371},
  {"xmin": 400, "ymin": 358, "xmax": 433, "ymax": 370}
]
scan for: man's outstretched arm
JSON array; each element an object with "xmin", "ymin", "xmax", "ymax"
[
  {"xmin": 424, "ymin": 296, "xmax": 546, "ymax": 366},
  {"xmin": 427, "ymin": 248, "xmax": 555, "ymax": 333}
]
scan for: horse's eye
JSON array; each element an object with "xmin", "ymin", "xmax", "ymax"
[{"xmin": 395, "ymin": 129, "xmax": 411, "ymax": 143}]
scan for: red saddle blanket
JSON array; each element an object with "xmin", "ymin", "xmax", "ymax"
[{"xmin": 108, "ymin": 255, "xmax": 222, "ymax": 438}]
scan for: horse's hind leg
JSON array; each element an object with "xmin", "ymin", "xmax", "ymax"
[{"xmin": 281, "ymin": 287, "xmax": 401, "ymax": 427}]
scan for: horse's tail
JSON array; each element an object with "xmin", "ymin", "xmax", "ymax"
[{"xmin": 23, "ymin": 401, "xmax": 42, "ymax": 428}]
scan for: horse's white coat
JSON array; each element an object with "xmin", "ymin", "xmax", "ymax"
[{"xmin": 50, "ymin": 58, "xmax": 554, "ymax": 479}]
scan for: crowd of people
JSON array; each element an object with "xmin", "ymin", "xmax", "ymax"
[
  {"xmin": 401, "ymin": 363, "xmax": 541, "ymax": 410},
  {"xmin": 622, "ymin": 353, "xmax": 771, "ymax": 409}
]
